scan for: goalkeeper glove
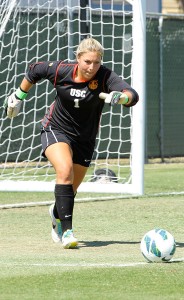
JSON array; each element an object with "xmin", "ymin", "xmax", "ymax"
[
  {"xmin": 4, "ymin": 87, "xmax": 28, "ymax": 118},
  {"xmin": 107, "ymin": 91, "xmax": 129, "ymax": 106},
  {"xmin": 4, "ymin": 93, "xmax": 23, "ymax": 118}
]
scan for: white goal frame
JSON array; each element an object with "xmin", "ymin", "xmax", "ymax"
[{"xmin": 0, "ymin": 0, "xmax": 146, "ymax": 195}]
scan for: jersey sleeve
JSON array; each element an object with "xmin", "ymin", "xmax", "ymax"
[
  {"xmin": 105, "ymin": 70, "xmax": 131, "ymax": 92},
  {"xmin": 25, "ymin": 61, "xmax": 59, "ymax": 84}
]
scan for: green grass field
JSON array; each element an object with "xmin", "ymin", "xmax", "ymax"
[{"xmin": 0, "ymin": 163, "xmax": 184, "ymax": 300}]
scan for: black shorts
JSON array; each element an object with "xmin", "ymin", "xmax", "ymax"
[{"xmin": 41, "ymin": 126, "xmax": 96, "ymax": 167}]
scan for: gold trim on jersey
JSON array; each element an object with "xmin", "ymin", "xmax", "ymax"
[{"xmin": 88, "ymin": 80, "xmax": 98, "ymax": 90}]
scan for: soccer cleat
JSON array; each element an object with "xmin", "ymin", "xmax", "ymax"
[
  {"xmin": 49, "ymin": 204, "xmax": 62, "ymax": 243},
  {"xmin": 62, "ymin": 229, "xmax": 78, "ymax": 249}
]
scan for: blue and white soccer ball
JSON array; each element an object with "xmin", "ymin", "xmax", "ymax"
[{"xmin": 140, "ymin": 228, "xmax": 176, "ymax": 262}]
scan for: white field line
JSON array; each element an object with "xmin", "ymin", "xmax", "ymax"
[{"xmin": 0, "ymin": 258, "xmax": 184, "ymax": 268}]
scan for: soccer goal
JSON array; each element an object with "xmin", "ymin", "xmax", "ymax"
[{"xmin": 0, "ymin": 0, "xmax": 146, "ymax": 196}]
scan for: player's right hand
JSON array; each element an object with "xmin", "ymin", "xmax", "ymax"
[{"xmin": 5, "ymin": 92, "xmax": 23, "ymax": 118}]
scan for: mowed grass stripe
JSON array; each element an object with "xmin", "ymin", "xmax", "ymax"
[{"xmin": 0, "ymin": 258, "xmax": 184, "ymax": 268}]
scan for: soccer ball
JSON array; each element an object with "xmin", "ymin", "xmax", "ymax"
[{"xmin": 140, "ymin": 228, "xmax": 176, "ymax": 262}]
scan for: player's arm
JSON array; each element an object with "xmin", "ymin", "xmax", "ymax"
[
  {"xmin": 20, "ymin": 77, "xmax": 33, "ymax": 93},
  {"xmin": 100, "ymin": 68, "xmax": 139, "ymax": 107},
  {"xmin": 4, "ymin": 61, "xmax": 55, "ymax": 119},
  {"xmin": 122, "ymin": 88, "xmax": 139, "ymax": 107},
  {"xmin": 99, "ymin": 88, "xmax": 138, "ymax": 107}
]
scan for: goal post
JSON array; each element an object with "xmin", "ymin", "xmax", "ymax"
[
  {"xmin": 131, "ymin": 0, "xmax": 146, "ymax": 195},
  {"xmin": 0, "ymin": 0, "xmax": 146, "ymax": 196}
]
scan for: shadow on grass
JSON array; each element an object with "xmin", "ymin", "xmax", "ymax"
[
  {"xmin": 176, "ymin": 242, "xmax": 184, "ymax": 248},
  {"xmin": 79, "ymin": 240, "xmax": 140, "ymax": 248}
]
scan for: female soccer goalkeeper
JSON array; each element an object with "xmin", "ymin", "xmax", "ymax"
[{"xmin": 6, "ymin": 37, "xmax": 139, "ymax": 249}]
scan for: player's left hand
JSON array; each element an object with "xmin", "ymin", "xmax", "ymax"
[
  {"xmin": 5, "ymin": 92, "xmax": 23, "ymax": 118},
  {"xmin": 107, "ymin": 91, "xmax": 123, "ymax": 106}
]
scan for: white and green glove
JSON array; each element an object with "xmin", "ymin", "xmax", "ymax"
[
  {"xmin": 99, "ymin": 91, "xmax": 129, "ymax": 105},
  {"xmin": 4, "ymin": 88, "xmax": 27, "ymax": 118}
]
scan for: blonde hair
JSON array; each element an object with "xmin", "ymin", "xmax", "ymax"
[{"xmin": 75, "ymin": 37, "xmax": 104, "ymax": 58}]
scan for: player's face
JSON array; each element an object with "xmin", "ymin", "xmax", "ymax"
[{"xmin": 77, "ymin": 51, "xmax": 102, "ymax": 81}]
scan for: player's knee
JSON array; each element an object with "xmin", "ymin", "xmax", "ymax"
[{"xmin": 55, "ymin": 164, "xmax": 73, "ymax": 184}]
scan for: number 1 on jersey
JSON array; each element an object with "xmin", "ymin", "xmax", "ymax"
[{"xmin": 74, "ymin": 99, "xmax": 79, "ymax": 108}]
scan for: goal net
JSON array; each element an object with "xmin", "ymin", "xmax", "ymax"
[{"xmin": 0, "ymin": 0, "xmax": 145, "ymax": 196}]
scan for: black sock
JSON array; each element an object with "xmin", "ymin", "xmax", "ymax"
[
  {"xmin": 54, "ymin": 184, "xmax": 74, "ymax": 233},
  {"xmin": 53, "ymin": 203, "xmax": 59, "ymax": 219},
  {"xmin": 53, "ymin": 190, "xmax": 77, "ymax": 219}
]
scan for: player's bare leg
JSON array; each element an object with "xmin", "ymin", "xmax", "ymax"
[{"xmin": 73, "ymin": 163, "xmax": 88, "ymax": 193}]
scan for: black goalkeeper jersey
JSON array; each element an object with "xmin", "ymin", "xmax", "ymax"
[{"xmin": 26, "ymin": 61, "xmax": 133, "ymax": 141}]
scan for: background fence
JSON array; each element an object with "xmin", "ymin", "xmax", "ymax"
[{"xmin": 146, "ymin": 14, "xmax": 184, "ymax": 160}]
